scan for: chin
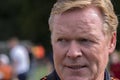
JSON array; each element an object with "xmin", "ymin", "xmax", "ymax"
[{"xmin": 63, "ymin": 76, "xmax": 90, "ymax": 80}]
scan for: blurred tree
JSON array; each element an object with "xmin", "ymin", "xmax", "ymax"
[
  {"xmin": 17, "ymin": 0, "xmax": 56, "ymax": 53},
  {"xmin": 0, "ymin": 0, "xmax": 55, "ymax": 53},
  {"xmin": 0, "ymin": 0, "xmax": 21, "ymax": 39}
]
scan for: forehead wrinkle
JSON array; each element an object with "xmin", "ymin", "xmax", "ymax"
[
  {"xmin": 53, "ymin": 25, "xmax": 100, "ymax": 41},
  {"xmin": 53, "ymin": 20, "xmax": 100, "ymax": 37},
  {"xmin": 53, "ymin": 25, "xmax": 71, "ymax": 37},
  {"xmin": 75, "ymin": 25, "xmax": 102, "ymax": 41},
  {"xmin": 80, "ymin": 33, "xmax": 101, "ymax": 41}
]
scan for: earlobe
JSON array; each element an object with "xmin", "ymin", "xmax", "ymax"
[{"xmin": 109, "ymin": 32, "xmax": 117, "ymax": 54}]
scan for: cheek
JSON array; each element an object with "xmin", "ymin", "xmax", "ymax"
[
  {"xmin": 84, "ymin": 45, "xmax": 109, "ymax": 72},
  {"xmin": 83, "ymin": 45, "xmax": 106, "ymax": 62},
  {"xmin": 52, "ymin": 43, "xmax": 66, "ymax": 63},
  {"xmin": 52, "ymin": 43, "xmax": 67, "ymax": 76},
  {"xmin": 84, "ymin": 42, "xmax": 108, "ymax": 60}
]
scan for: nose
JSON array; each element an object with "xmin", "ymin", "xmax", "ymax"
[{"xmin": 66, "ymin": 41, "xmax": 82, "ymax": 59}]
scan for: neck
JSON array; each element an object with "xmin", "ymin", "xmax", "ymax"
[
  {"xmin": 95, "ymin": 72, "xmax": 104, "ymax": 80},
  {"xmin": 94, "ymin": 69, "xmax": 110, "ymax": 80}
]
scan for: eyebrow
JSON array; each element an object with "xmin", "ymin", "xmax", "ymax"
[
  {"xmin": 83, "ymin": 34, "xmax": 101, "ymax": 41},
  {"xmin": 54, "ymin": 31, "xmax": 101, "ymax": 41}
]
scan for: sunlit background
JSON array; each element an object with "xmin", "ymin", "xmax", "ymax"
[{"xmin": 0, "ymin": 0, "xmax": 120, "ymax": 80}]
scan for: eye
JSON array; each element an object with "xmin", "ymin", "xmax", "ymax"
[
  {"xmin": 57, "ymin": 38, "xmax": 68, "ymax": 43},
  {"xmin": 57, "ymin": 38, "xmax": 70, "ymax": 47},
  {"xmin": 81, "ymin": 39, "xmax": 91, "ymax": 42},
  {"xmin": 78, "ymin": 38, "xmax": 94, "ymax": 44}
]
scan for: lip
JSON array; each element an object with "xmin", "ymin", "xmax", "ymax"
[{"xmin": 65, "ymin": 64, "xmax": 88, "ymax": 70}]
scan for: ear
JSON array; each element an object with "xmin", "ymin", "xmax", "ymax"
[{"xmin": 108, "ymin": 32, "xmax": 117, "ymax": 54}]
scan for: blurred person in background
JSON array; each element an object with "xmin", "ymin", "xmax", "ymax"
[
  {"xmin": 0, "ymin": 53, "xmax": 10, "ymax": 65},
  {"xmin": 32, "ymin": 45, "xmax": 45, "ymax": 60},
  {"xmin": 110, "ymin": 51, "xmax": 120, "ymax": 79},
  {"xmin": 41, "ymin": 0, "xmax": 119, "ymax": 80},
  {"xmin": 0, "ymin": 54, "xmax": 13, "ymax": 80},
  {"xmin": 8, "ymin": 37, "xmax": 30, "ymax": 80}
]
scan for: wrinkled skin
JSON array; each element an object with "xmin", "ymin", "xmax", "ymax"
[{"xmin": 51, "ymin": 6, "xmax": 116, "ymax": 80}]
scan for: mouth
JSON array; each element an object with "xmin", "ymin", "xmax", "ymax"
[{"xmin": 66, "ymin": 65, "xmax": 88, "ymax": 70}]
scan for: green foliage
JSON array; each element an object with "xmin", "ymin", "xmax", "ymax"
[{"xmin": 0, "ymin": 0, "xmax": 55, "ymax": 52}]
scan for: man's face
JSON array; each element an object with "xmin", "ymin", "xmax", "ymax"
[{"xmin": 51, "ymin": 6, "xmax": 114, "ymax": 80}]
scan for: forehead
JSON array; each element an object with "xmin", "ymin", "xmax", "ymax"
[
  {"xmin": 52, "ymin": 6, "xmax": 103, "ymax": 34},
  {"xmin": 54, "ymin": 6, "xmax": 103, "ymax": 23}
]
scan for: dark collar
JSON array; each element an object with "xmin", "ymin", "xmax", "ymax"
[
  {"xmin": 104, "ymin": 69, "xmax": 111, "ymax": 80},
  {"xmin": 47, "ymin": 69, "xmax": 111, "ymax": 80},
  {"xmin": 47, "ymin": 70, "xmax": 60, "ymax": 80}
]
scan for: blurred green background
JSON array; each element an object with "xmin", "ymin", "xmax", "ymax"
[{"xmin": 0, "ymin": 0, "xmax": 120, "ymax": 52}]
